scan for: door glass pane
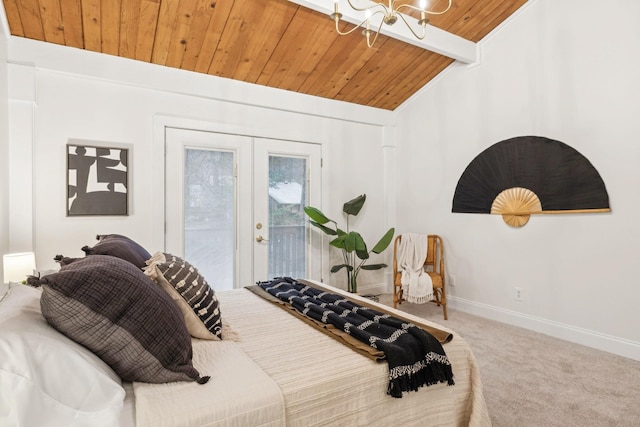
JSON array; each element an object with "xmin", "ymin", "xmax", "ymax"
[
  {"xmin": 268, "ymin": 156, "xmax": 307, "ymax": 279},
  {"xmin": 184, "ymin": 148, "xmax": 234, "ymax": 290}
]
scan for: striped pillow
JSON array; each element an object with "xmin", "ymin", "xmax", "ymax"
[{"xmin": 145, "ymin": 252, "xmax": 223, "ymax": 340}]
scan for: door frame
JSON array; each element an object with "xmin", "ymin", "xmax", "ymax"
[{"xmin": 153, "ymin": 115, "xmax": 325, "ymax": 285}]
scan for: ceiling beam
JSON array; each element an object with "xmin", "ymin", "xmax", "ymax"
[{"xmin": 289, "ymin": 0, "xmax": 478, "ymax": 64}]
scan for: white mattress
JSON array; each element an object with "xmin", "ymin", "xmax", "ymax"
[{"xmin": 134, "ymin": 282, "xmax": 490, "ymax": 426}]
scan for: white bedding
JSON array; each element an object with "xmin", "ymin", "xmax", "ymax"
[
  {"xmin": 134, "ymin": 340, "xmax": 285, "ymax": 426},
  {"xmin": 120, "ymin": 382, "xmax": 136, "ymax": 427},
  {"xmin": 134, "ymin": 281, "xmax": 490, "ymax": 426},
  {"xmin": 0, "ymin": 285, "xmax": 126, "ymax": 427}
]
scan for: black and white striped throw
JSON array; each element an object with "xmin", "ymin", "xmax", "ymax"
[{"xmin": 258, "ymin": 277, "xmax": 454, "ymax": 398}]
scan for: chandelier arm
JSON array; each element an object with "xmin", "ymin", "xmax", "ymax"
[
  {"xmin": 345, "ymin": 0, "xmax": 389, "ymax": 14},
  {"xmin": 334, "ymin": 17, "xmax": 369, "ymax": 36},
  {"xmin": 395, "ymin": 0, "xmax": 452, "ymax": 16},
  {"xmin": 334, "ymin": 9, "xmax": 387, "ymax": 37},
  {"xmin": 395, "ymin": 12, "xmax": 427, "ymax": 40},
  {"xmin": 365, "ymin": 18, "xmax": 385, "ymax": 48}
]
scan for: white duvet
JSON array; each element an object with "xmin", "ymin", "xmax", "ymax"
[
  {"xmin": 134, "ymin": 339, "xmax": 285, "ymax": 427},
  {"xmin": 134, "ymin": 281, "xmax": 490, "ymax": 426}
]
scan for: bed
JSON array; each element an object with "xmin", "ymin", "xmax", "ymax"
[
  {"xmin": 134, "ymin": 282, "xmax": 490, "ymax": 427},
  {"xmin": 0, "ymin": 235, "xmax": 490, "ymax": 427}
]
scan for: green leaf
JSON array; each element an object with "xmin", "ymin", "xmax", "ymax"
[
  {"xmin": 371, "ymin": 227, "xmax": 395, "ymax": 254},
  {"xmin": 329, "ymin": 235, "xmax": 346, "ymax": 249},
  {"xmin": 361, "ymin": 263, "xmax": 388, "ymax": 270},
  {"xmin": 343, "ymin": 194, "xmax": 366, "ymax": 216},
  {"xmin": 309, "ymin": 220, "xmax": 338, "ymax": 236},
  {"xmin": 304, "ymin": 206, "xmax": 332, "ymax": 225},
  {"xmin": 344, "ymin": 232, "xmax": 358, "ymax": 253},
  {"xmin": 331, "ymin": 264, "xmax": 352, "ymax": 273},
  {"xmin": 353, "ymin": 233, "xmax": 369, "ymax": 260}
]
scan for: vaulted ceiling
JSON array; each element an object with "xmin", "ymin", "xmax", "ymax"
[{"xmin": 2, "ymin": 0, "xmax": 528, "ymax": 110}]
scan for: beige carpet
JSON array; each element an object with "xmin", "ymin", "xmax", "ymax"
[{"xmin": 377, "ymin": 294, "xmax": 640, "ymax": 427}]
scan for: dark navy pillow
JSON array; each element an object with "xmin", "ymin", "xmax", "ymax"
[{"xmin": 82, "ymin": 234, "xmax": 151, "ymax": 269}]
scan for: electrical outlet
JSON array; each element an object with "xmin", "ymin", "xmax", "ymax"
[
  {"xmin": 514, "ymin": 287, "xmax": 524, "ymax": 301},
  {"xmin": 449, "ymin": 275, "xmax": 456, "ymax": 286}
]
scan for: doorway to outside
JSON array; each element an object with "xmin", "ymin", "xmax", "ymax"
[{"xmin": 165, "ymin": 127, "xmax": 321, "ymax": 290}]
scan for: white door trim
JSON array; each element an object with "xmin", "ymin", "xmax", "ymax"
[
  {"xmin": 153, "ymin": 115, "xmax": 324, "ymax": 287},
  {"xmin": 152, "ymin": 115, "xmax": 325, "ymax": 251}
]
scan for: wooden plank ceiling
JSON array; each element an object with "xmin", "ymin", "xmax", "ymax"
[{"xmin": 3, "ymin": 0, "xmax": 528, "ymax": 110}]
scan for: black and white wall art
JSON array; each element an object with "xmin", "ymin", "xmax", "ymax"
[
  {"xmin": 451, "ymin": 135, "xmax": 610, "ymax": 227},
  {"xmin": 67, "ymin": 142, "xmax": 129, "ymax": 216}
]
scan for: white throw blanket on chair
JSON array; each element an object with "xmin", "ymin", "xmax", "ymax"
[{"xmin": 397, "ymin": 233, "xmax": 433, "ymax": 304}]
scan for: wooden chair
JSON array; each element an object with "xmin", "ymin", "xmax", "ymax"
[{"xmin": 392, "ymin": 234, "xmax": 447, "ymax": 320}]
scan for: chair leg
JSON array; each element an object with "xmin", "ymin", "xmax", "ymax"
[
  {"xmin": 393, "ymin": 288, "xmax": 402, "ymax": 308},
  {"xmin": 393, "ymin": 288, "xmax": 397, "ymax": 308},
  {"xmin": 433, "ymin": 288, "xmax": 447, "ymax": 320},
  {"xmin": 433, "ymin": 289, "xmax": 442, "ymax": 306},
  {"xmin": 440, "ymin": 289, "xmax": 447, "ymax": 320}
]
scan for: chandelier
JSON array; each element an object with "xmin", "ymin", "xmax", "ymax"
[{"xmin": 330, "ymin": 0, "xmax": 453, "ymax": 48}]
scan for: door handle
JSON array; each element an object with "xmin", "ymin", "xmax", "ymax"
[{"xmin": 256, "ymin": 235, "xmax": 269, "ymax": 243}]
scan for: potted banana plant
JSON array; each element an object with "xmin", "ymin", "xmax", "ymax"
[{"xmin": 304, "ymin": 194, "xmax": 395, "ymax": 293}]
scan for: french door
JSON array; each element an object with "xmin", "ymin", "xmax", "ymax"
[{"xmin": 165, "ymin": 128, "xmax": 321, "ymax": 290}]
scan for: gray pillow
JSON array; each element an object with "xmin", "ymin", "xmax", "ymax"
[
  {"xmin": 34, "ymin": 255, "xmax": 208, "ymax": 384},
  {"xmin": 81, "ymin": 234, "xmax": 151, "ymax": 269}
]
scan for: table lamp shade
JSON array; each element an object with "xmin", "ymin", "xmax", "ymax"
[{"xmin": 3, "ymin": 252, "xmax": 36, "ymax": 283}]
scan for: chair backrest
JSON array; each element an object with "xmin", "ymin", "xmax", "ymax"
[
  {"xmin": 393, "ymin": 234, "xmax": 444, "ymax": 277},
  {"xmin": 392, "ymin": 234, "xmax": 447, "ymax": 318},
  {"xmin": 425, "ymin": 235, "xmax": 444, "ymax": 275}
]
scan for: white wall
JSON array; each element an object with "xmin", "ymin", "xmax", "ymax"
[
  {"xmin": 6, "ymin": 38, "xmax": 397, "ymax": 293},
  {"xmin": 396, "ymin": 0, "xmax": 640, "ymax": 359},
  {"xmin": 0, "ymin": 8, "xmax": 9, "ymax": 293}
]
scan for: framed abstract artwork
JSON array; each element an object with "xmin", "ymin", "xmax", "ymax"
[{"xmin": 66, "ymin": 142, "xmax": 129, "ymax": 216}]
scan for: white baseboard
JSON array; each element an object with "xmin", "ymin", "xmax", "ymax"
[{"xmin": 448, "ymin": 296, "xmax": 640, "ymax": 362}]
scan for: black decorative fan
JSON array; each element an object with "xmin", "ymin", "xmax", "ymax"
[{"xmin": 452, "ymin": 136, "xmax": 610, "ymax": 227}]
